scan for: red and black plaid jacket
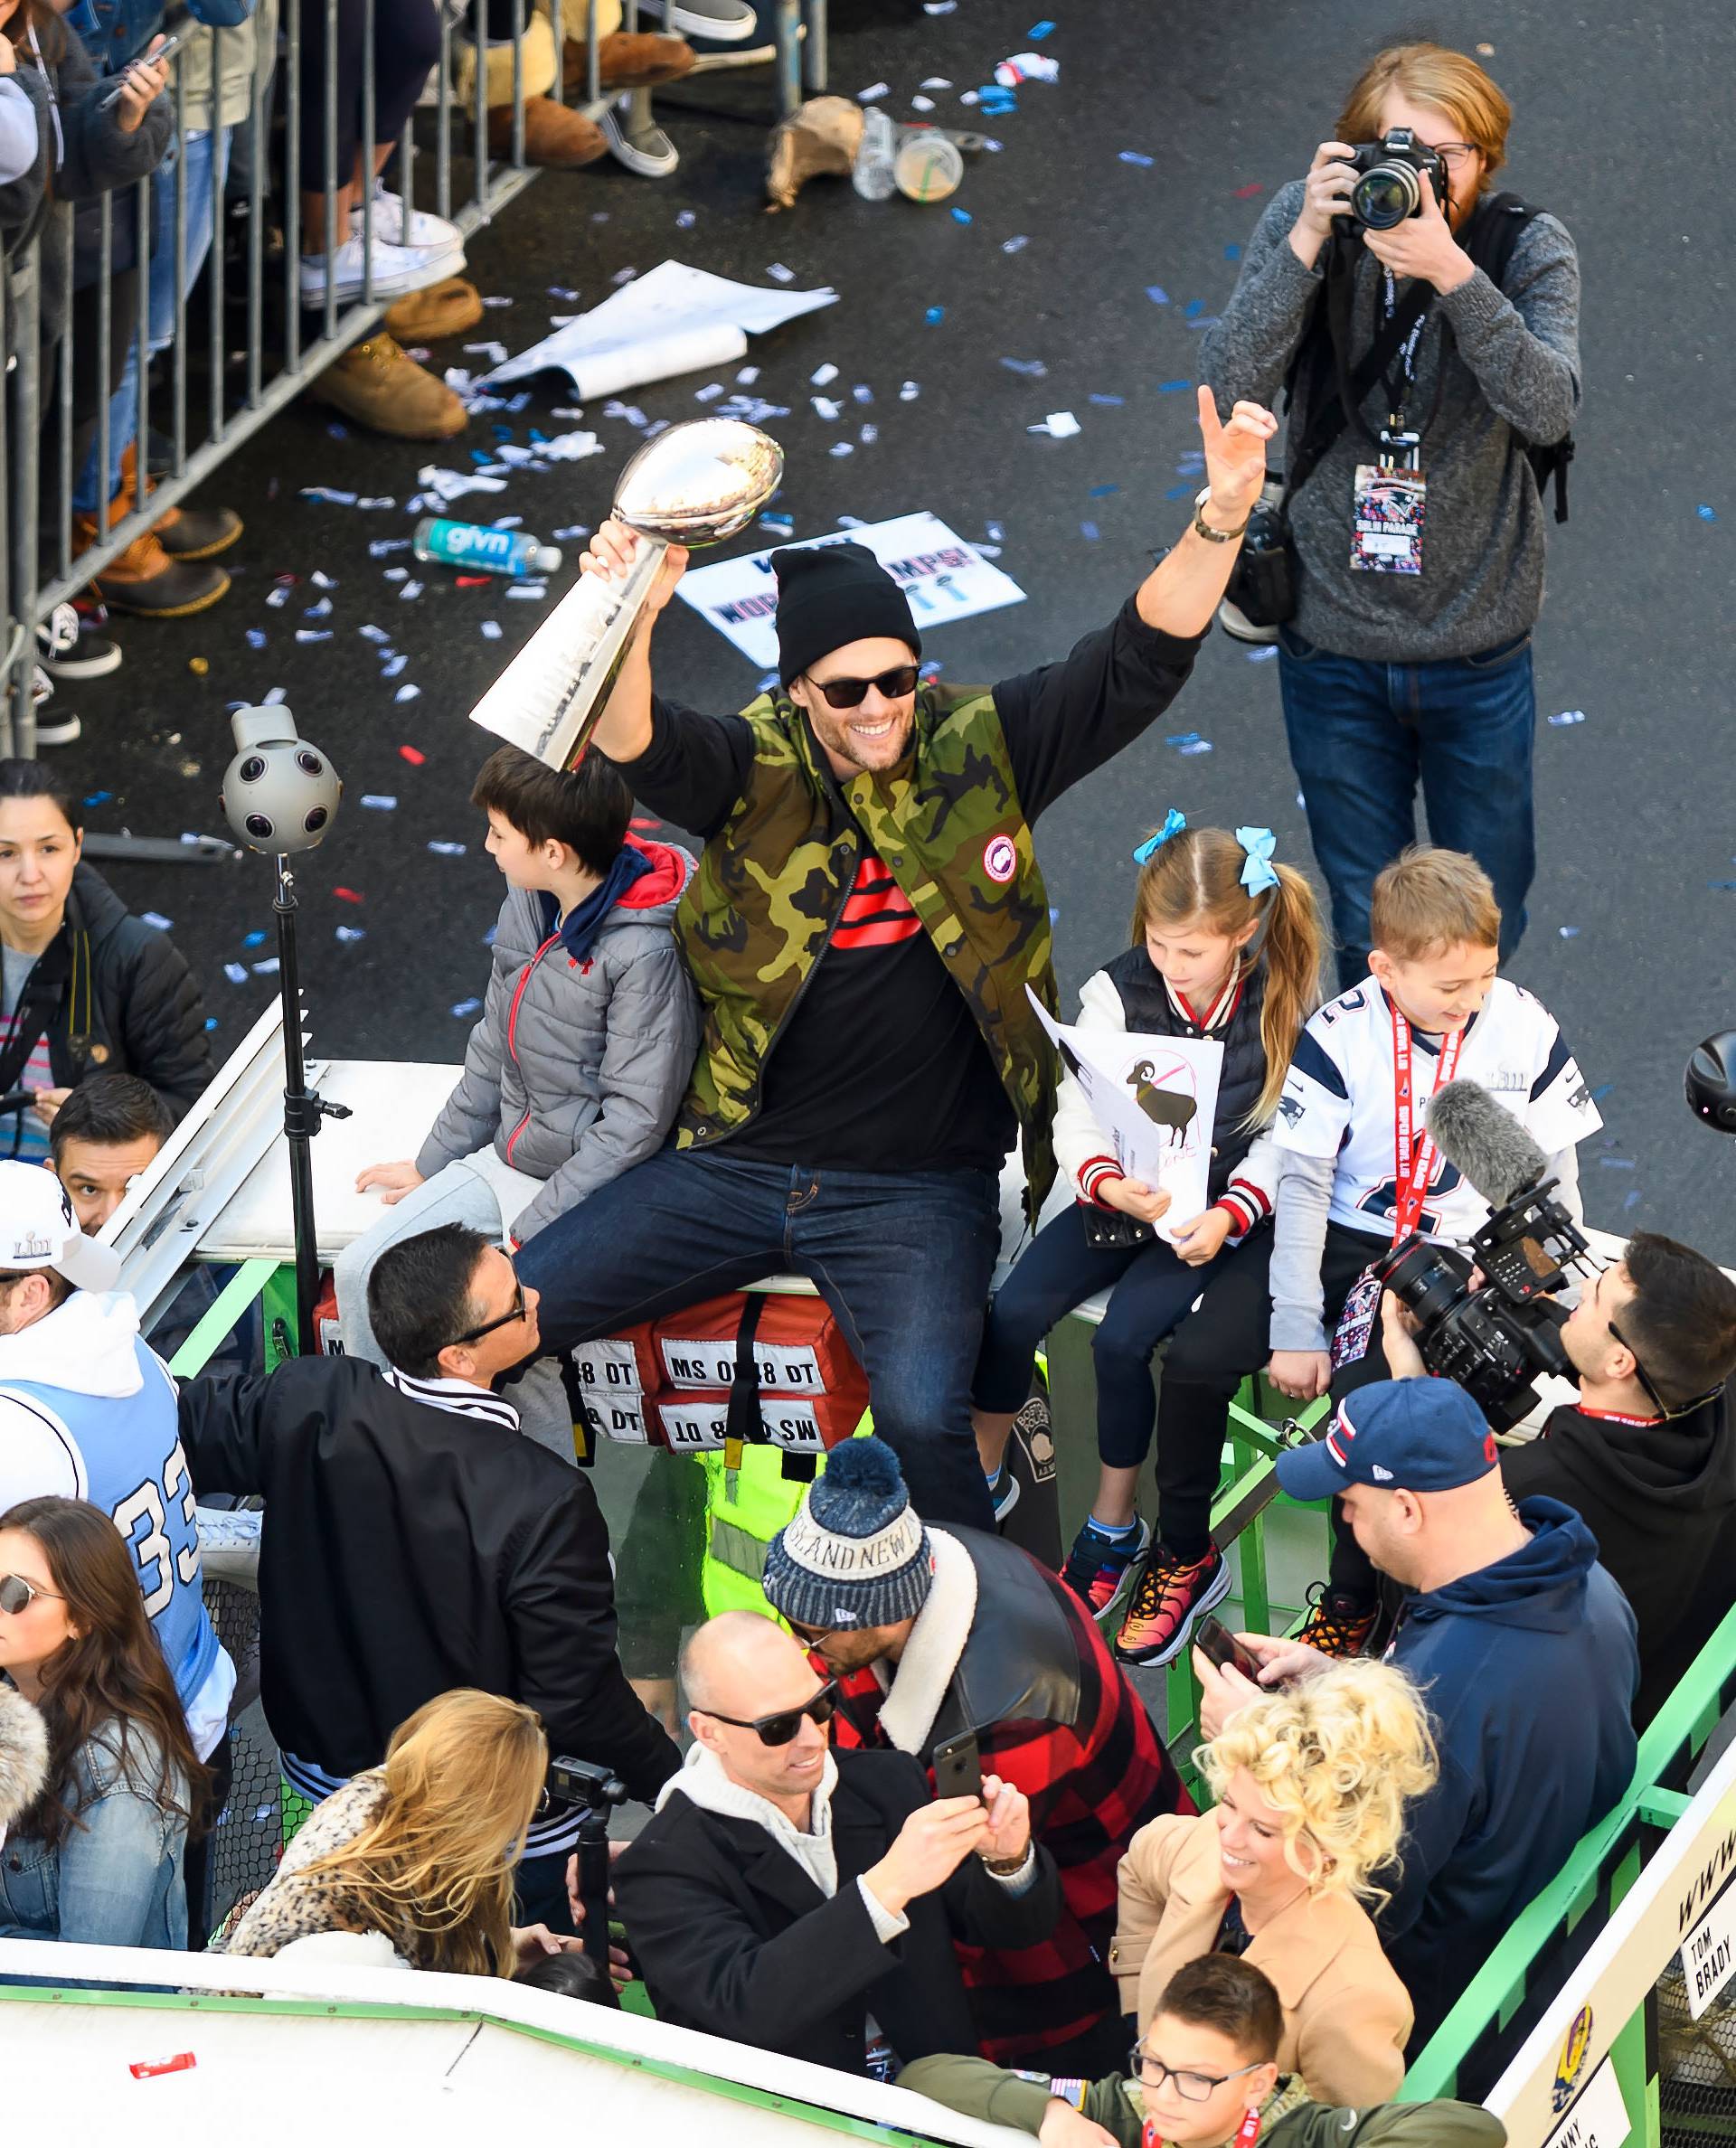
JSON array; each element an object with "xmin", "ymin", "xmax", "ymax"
[{"xmin": 829, "ymin": 1531, "xmax": 1190, "ymax": 2066}]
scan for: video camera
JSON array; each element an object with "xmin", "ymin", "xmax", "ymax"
[
  {"xmin": 546, "ymin": 1756, "xmax": 629, "ymax": 1814},
  {"xmin": 1370, "ymin": 1079, "xmax": 1593, "ymax": 1419},
  {"xmin": 1339, "ymin": 127, "xmax": 1450, "ymax": 234}
]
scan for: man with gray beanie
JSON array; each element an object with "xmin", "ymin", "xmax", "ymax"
[
  {"xmin": 761, "ymin": 1438, "xmax": 1187, "ymax": 2072},
  {"xmin": 514, "ymin": 389, "xmax": 1278, "ymax": 1531}
]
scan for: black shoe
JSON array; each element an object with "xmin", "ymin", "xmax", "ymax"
[{"xmin": 37, "ymin": 599, "xmax": 121, "ymax": 680}]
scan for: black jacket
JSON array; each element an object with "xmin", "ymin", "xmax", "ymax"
[
  {"xmin": 615, "ymin": 1747, "xmax": 1061, "ymax": 2078},
  {"xmin": 176, "ymin": 1355, "xmax": 680, "ymax": 1803},
  {"xmin": 1, "ymin": 865, "xmax": 212, "ymax": 1121},
  {"xmin": 1501, "ymin": 1389, "xmax": 1735, "ymax": 1729}
]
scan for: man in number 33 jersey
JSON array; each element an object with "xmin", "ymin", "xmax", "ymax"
[{"xmin": 0, "ymin": 1162, "xmax": 232, "ymax": 1760}]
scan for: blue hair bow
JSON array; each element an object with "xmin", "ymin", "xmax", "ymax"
[
  {"xmin": 1133, "ymin": 807, "xmax": 1186, "ymax": 865},
  {"xmin": 1236, "ymin": 826, "xmax": 1279, "ymax": 896}
]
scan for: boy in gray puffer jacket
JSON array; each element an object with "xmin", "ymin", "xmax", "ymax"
[{"xmin": 337, "ymin": 746, "xmax": 699, "ymax": 1456}]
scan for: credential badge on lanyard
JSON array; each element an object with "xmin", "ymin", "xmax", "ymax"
[{"xmin": 1351, "ymin": 270, "xmax": 1429, "ymax": 575}]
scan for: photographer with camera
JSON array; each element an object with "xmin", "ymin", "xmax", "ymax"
[
  {"xmin": 1203, "ymin": 43, "xmax": 1580, "ymax": 989},
  {"xmin": 1193, "ymin": 1378, "xmax": 1637, "ymax": 2053},
  {"xmin": 1383, "ymin": 1235, "xmax": 1736, "ymax": 1730}
]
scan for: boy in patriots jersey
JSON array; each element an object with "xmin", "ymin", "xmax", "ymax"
[{"xmin": 1261, "ymin": 848, "xmax": 1601, "ymax": 1652}]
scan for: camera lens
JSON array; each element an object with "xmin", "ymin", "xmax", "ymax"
[
  {"xmin": 1353, "ymin": 162, "xmax": 1421, "ymax": 230},
  {"xmin": 244, "ymin": 812, "xmax": 274, "ymax": 841},
  {"xmin": 297, "ymin": 750, "xmax": 325, "ymax": 777},
  {"xmin": 239, "ymin": 755, "xmax": 267, "ymax": 784},
  {"xmin": 304, "ymin": 806, "xmax": 329, "ymax": 834}
]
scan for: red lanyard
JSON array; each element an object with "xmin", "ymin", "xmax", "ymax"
[
  {"xmin": 1143, "ymin": 2106, "xmax": 1264, "ymax": 2148},
  {"xmin": 1391, "ymin": 1003, "xmax": 1465, "ymax": 1244},
  {"xmin": 1576, "ymin": 1406, "xmax": 1664, "ymax": 1427}
]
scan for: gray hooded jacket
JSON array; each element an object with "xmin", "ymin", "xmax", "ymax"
[{"xmin": 417, "ymin": 839, "xmax": 700, "ymax": 1245}]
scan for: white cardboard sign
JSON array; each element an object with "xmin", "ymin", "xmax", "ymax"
[
  {"xmin": 675, "ymin": 512, "xmax": 1026, "ymax": 670},
  {"xmin": 1680, "ymin": 1877, "xmax": 1736, "ymax": 2020},
  {"xmin": 1541, "ymin": 2057, "xmax": 1630, "ymax": 2148}
]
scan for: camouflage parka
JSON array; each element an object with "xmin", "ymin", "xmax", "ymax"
[{"xmin": 672, "ymin": 682, "xmax": 1060, "ymax": 1216}]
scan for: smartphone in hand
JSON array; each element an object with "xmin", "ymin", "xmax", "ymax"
[
  {"xmin": 931, "ymin": 1731, "xmax": 983, "ymax": 1803},
  {"xmin": 1194, "ymin": 1616, "xmax": 1261, "ymax": 1682}
]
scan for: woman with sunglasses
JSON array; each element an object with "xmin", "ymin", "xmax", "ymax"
[
  {"xmin": 218, "ymin": 1689, "xmax": 580, "ymax": 1975},
  {"xmin": 0, "ymin": 1495, "xmax": 207, "ymax": 1961}
]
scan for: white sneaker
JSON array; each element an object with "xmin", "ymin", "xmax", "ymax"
[
  {"xmin": 637, "ymin": 0, "xmax": 757, "ymax": 41},
  {"xmin": 300, "ymin": 232, "xmax": 466, "ymax": 306},
  {"xmin": 600, "ymin": 96, "xmax": 679, "ymax": 178},
  {"xmin": 17, "ymin": 664, "xmax": 80, "ymax": 747},
  {"xmin": 354, "ymin": 182, "xmax": 464, "ymax": 256}
]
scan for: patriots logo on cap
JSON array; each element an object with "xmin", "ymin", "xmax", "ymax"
[{"xmin": 1324, "ymin": 1403, "xmax": 1357, "ymax": 1468}]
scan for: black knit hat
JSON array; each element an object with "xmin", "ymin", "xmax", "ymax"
[{"xmin": 772, "ymin": 542, "xmax": 921, "ymax": 687}]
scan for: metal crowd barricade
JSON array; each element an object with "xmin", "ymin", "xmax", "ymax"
[{"xmin": 0, "ymin": 0, "xmax": 620, "ymax": 757}]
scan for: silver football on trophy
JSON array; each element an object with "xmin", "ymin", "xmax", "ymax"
[
  {"xmin": 468, "ymin": 419, "xmax": 785, "ymax": 772},
  {"xmin": 614, "ymin": 418, "xmax": 786, "ymax": 545}
]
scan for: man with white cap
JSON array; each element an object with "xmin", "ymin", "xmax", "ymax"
[
  {"xmin": 1193, "ymin": 1375, "xmax": 1637, "ymax": 2050},
  {"xmin": 0, "ymin": 1159, "xmax": 232, "ymax": 1763}
]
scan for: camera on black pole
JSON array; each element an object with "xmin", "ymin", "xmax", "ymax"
[
  {"xmin": 547, "ymin": 1757, "xmax": 630, "ymax": 1960},
  {"xmin": 218, "ymin": 706, "xmax": 352, "ymax": 1358}
]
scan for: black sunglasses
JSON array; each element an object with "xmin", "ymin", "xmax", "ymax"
[
  {"xmin": 804, "ymin": 665, "xmax": 920, "ymax": 710},
  {"xmin": 1606, "ymin": 1314, "xmax": 1671, "ymax": 1418},
  {"xmin": 694, "ymin": 1680, "xmax": 838, "ymax": 1748},
  {"xmin": 0, "ymin": 1573, "xmax": 64, "ymax": 1615},
  {"xmin": 452, "ymin": 1276, "xmax": 529, "ymax": 1348}
]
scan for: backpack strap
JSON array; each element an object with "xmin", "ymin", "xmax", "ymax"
[{"xmin": 1461, "ymin": 192, "xmax": 1573, "ymax": 525}]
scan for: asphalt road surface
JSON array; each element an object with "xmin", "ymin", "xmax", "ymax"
[{"xmin": 61, "ymin": 0, "xmax": 1736, "ymax": 1255}]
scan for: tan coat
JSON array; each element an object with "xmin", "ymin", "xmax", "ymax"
[{"xmin": 1109, "ymin": 1812, "xmax": 1412, "ymax": 2107}]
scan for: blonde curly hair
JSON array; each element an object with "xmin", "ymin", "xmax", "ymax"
[{"xmin": 1196, "ymin": 1661, "xmax": 1438, "ymax": 1908}]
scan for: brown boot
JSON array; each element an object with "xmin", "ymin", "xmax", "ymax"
[
  {"xmin": 118, "ymin": 443, "xmax": 243, "ymax": 562},
  {"xmin": 384, "ymin": 277, "xmax": 485, "ymax": 344},
  {"xmin": 73, "ymin": 511, "xmax": 231, "ymax": 618},
  {"xmin": 309, "ymin": 333, "xmax": 467, "ymax": 441},
  {"xmin": 570, "ymin": 29, "xmax": 694, "ymax": 92},
  {"xmin": 486, "ymin": 96, "xmax": 607, "ymax": 168}
]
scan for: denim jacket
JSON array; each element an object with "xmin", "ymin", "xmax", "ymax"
[
  {"xmin": 0, "ymin": 1717, "xmax": 190, "ymax": 1967},
  {"xmin": 67, "ymin": 0, "xmax": 252, "ymax": 77}
]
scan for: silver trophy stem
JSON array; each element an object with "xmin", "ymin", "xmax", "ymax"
[{"xmin": 470, "ymin": 539, "xmax": 668, "ymax": 770}]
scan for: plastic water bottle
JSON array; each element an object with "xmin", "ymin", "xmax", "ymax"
[
  {"xmin": 852, "ymin": 108, "xmax": 898, "ymax": 201},
  {"xmin": 411, "ymin": 517, "xmax": 563, "ymax": 579}
]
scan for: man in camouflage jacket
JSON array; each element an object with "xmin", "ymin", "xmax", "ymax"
[{"xmin": 514, "ymin": 390, "xmax": 1278, "ymax": 1528}]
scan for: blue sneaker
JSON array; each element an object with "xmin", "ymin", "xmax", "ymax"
[
  {"xmin": 987, "ymin": 1463, "xmax": 1022, "ymax": 1525},
  {"xmin": 1061, "ymin": 1516, "xmax": 1152, "ymax": 1620}
]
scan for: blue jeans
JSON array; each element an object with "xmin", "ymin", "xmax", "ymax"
[
  {"xmin": 1277, "ymin": 625, "xmax": 1537, "ymax": 993},
  {"xmin": 73, "ymin": 126, "xmax": 233, "ymax": 513},
  {"xmin": 512, "ymin": 1145, "xmax": 1004, "ymax": 1531}
]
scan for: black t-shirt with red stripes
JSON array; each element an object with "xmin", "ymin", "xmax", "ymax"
[{"xmin": 630, "ymin": 598, "xmax": 1204, "ymax": 1174}]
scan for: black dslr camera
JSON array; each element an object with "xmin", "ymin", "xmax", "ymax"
[
  {"xmin": 1340, "ymin": 128, "xmax": 1449, "ymax": 233},
  {"xmin": 1372, "ymin": 1178, "xmax": 1591, "ymax": 1420}
]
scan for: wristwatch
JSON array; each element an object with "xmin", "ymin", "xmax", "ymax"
[{"xmin": 1192, "ymin": 486, "xmax": 1251, "ymax": 543}]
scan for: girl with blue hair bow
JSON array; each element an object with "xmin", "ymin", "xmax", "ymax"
[{"xmin": 973, "ymin": 818, "xmax": 1325, "ymax": 1669}]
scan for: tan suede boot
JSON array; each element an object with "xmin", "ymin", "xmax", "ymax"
[
  {"xmin": 486, "ymin": 96, "xmax": 608, "ymax": 167},
  {"xmin": 309, "ymin": 334, "xmax": 467, "ymax": 441},
  {"xmin": 384, "ymin": 277, "xmax": 486, "ymax": 344},
  {"xmin": 568, "ymin": 29, "xmax": 693, "ymax": 92}
]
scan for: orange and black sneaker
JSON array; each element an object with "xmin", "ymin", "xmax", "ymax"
[
  {"xmin": 1295, "ymin": 1581, "xmax": 1379, "ymax": 1660},
  {"xmin": 1113, "ymin": 1541, "xmax": 1231, "ymax": 1668}
]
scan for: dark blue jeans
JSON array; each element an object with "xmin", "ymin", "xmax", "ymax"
[
  {"xmin": 513, "ymin": 1145, "xmax": 1003, "ymax": 1531},
  {"xmin": 1277, "ymin": 626, "xmax": 1537, "ymax": 993}
]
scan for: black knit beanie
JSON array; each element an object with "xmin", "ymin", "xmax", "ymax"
[{"xmin": 772, "ymin": 542, "xmax": 921, "ymax": 687}]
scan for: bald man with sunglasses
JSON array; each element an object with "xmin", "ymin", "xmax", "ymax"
[
  {"xmin": 613, "ymin": 1612, "xmax": 1060, "ymax": 2079},
  {"xmin": 514, "ymin": 391, "xmax": 1278, "ymax": 1531}
]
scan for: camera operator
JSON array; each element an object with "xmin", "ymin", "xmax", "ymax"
[
  {"xmin": 1383, "ymin": 1238, "xmax": 1736, "ymax": 1729},
  {"xmin": 1203, "ymin": 43, "xmax": 1580, "ymax": 989}
]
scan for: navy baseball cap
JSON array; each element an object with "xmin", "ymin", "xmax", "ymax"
[{"xmin": 1275, "ymin": 1380, "xmax": 1500, "ymax": 1503}]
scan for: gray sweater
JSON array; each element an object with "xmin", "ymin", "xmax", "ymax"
[{"xmin": 1202, "ymin": 179, "xmax": 1580, "ymax": 661}]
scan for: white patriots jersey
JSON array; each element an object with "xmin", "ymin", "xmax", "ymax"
[{"xmin": 1273, "ymin": 976, "xmax": 1603, "ymax": 1243}]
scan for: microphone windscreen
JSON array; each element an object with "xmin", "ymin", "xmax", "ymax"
[
  {"xmin": 0, "ymin": 1686, "xmax": 48, "ymax": 1831},
  {"xmin": 1424, "ymin": 1079, "xmax": 1551, "ymax": 1211}
]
